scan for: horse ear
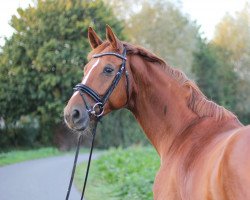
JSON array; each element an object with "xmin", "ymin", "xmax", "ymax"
[
  {"xmin": 106, "ymin": 24, "xmax": 122, "ymax": 51},
  {"xmin": 88, "ymin": 27, "xmax": 103, "ymax": 49}
]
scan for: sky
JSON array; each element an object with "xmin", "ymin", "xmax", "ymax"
[
  {"xmin": 0, "ymin": 0, "xmax": 249, "ymax": 46},
  {"xmin": 180, "ymin": 0, "xmax": 249, "ymax": 39},
  {"xmin": 0, "ymin": 0, "xmax": 33, "ymax": 46}
]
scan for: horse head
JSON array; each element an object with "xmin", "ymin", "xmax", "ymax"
[{"xmin": 64, "ymin": 25, "xmax": 130, "ymax": 131}]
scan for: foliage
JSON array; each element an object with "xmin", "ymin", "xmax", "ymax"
[
  {"xmin": 103, "ymin": 0, "xmax": 145, "ymax": 20},
  {"xmin": 0, "ymin": 147, "xmax": 61, "ymax": 166},
  {"xmin": 212, "ymin": 3, "xmax": 250, "ymax": 123},
  {"xmin": 95, "ymin": 109, "xmax": 149, "ymax": 149},
  {"xmin": 192, "ymin": 37, "xmax": 250, "ymax": 124},
  {"xmin": 0, "ymin": 0, "xmax": 128, "ymax": 147},
  {"xmin": 0, "ymin": 116, "xmax": 40, "ymax": 149},
  {"xmin": 75, "ymin": 146, "xmax": 160, "ymax": 200},
  {"xmin": 213, "ymin": 3, "xmax": 250, "ymax": 79},
  {"xmin": 192, "ymin": 38, "xmax": 239, "ymax": 111},
  {"xmin": 123, "ymin": 0, "xmax": 199, "ymax": 77}
]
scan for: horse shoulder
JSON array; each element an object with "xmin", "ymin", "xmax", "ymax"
[{"xmin": 219, "ymin": 125, "xmax": 250, "ymax": 199}]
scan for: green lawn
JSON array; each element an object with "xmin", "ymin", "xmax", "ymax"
[
  {"xmin": 0, "ymin": 147, "xmax": 62, "ymax": 166},
  {"xmin": 75, "ymin": 146, "xmax": 160, "ymax": 200}
]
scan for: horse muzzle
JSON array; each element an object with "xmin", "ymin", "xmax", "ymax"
[{"xmin": 64, "ymin": 105, "xmax": 90, "ymax": 131}]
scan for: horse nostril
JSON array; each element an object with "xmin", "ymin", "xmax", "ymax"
[
  {"xmin": 65, "ymin": 106, "xmax": 89, "ymax": 131},
  {"xmin": 72, "ymin": 109, "xmax": 81, "ymax": 122}
]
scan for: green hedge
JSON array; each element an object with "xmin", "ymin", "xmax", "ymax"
[
  {"xmin": 75, "ymin": 146, "xmax": 160, "ymax": 200},
  {"xmin": 95, "ymin": 110, "xmax": 149, "ymax": 149}
]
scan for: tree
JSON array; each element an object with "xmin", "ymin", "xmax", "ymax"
[
  {"xmin": 192, "ymin": 38, "xmax": 239, "ymax": 112},
  {"xmin": 103, "ymin": 0, "xmax": 145, "ymax": 21},
  {"xmin": 213, "ymin": 3, "xmax": 250, "ymax": 79},
  {"xmin": 0, "ymin": 0, "xmax": 126, "ymax": 147},
  {"xmin": 212, "ymin": 3, "xmax": 250, "ymax": 124},
  {"xmin": 123, "ymin": 0, "xmax": 199, "ymax": 77}
]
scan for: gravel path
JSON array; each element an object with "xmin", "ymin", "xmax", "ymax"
[{"xmin": 0, "ymin": 153, "xmax": 98, "ymax": 200}]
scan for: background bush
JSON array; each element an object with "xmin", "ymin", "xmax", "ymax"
[{"xmin": 75, "ymin": 146, "xmax": 160, "ymax": 200}]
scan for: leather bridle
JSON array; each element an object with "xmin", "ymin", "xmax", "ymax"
[
  {"xmin": 73, "ymin": 46, "xmax": 129, "ymax": 118},
  {"xmin": 65, "ymin": 46, "xmax": 129, "ymax": 200}
]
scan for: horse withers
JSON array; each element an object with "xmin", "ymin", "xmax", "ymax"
[{"xmin": 64, "ymin": 25, "xmax": 250, "ymax": 200}]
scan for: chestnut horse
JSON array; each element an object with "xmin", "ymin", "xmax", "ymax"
[{"xmin": 64, "ymin": 26, "xmax": 250, "ymax": 200}]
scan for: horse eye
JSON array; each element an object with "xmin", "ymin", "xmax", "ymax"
[{"xmin": 103, "ymin": 66, "xmax": 114, "ymax": 74}]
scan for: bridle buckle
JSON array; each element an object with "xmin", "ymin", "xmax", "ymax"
[{"xmin": 91, "ymin": 102, "xmax": 104, "ymax": 117}]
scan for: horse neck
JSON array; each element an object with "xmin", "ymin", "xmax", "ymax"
[{"xmin": 127, "ymin": 55, "xmax": 198, "ymax": 157}]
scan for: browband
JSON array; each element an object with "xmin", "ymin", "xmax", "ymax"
[{"xmin": 93, "ymin": 52, "xmax": 127, "ymax": 60}]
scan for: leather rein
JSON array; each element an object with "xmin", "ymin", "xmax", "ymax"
[{"xmin": 65, "ymin": 46, "xmax": 129, "ymax": 200}]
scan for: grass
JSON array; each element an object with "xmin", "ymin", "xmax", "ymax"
[
  {"xmin": 75, "ymin": 146, "xmax": 160, "ymax": 200},
  {"xmin": 0, "ymin": 147, "xmax": 63, "ymax": 166},
  {"xmin": 0, "ymin": 146, "xmax": 97, "ymax": 166}
]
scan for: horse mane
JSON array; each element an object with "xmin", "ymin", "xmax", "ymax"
[{"xmin": 88, "ymin": 41, "xmax": 238, "ymax": 121}]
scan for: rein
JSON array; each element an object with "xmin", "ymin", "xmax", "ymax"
[{"xmin": 65, "ymin": 46, "xmax": 128, "ymax": 200}]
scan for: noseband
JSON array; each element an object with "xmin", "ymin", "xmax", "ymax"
[{"xmin": 73, "ymin": 46, "xmax": 129, "ymax": 118}]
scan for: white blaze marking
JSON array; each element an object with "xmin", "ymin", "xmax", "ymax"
[
  {"xmin": 72, "ymin": 91, "xmax": 79, "ymax": 97},
  {"xmin": 82, "ymin": 59, "xmax": 100, "ymax": 84}
]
